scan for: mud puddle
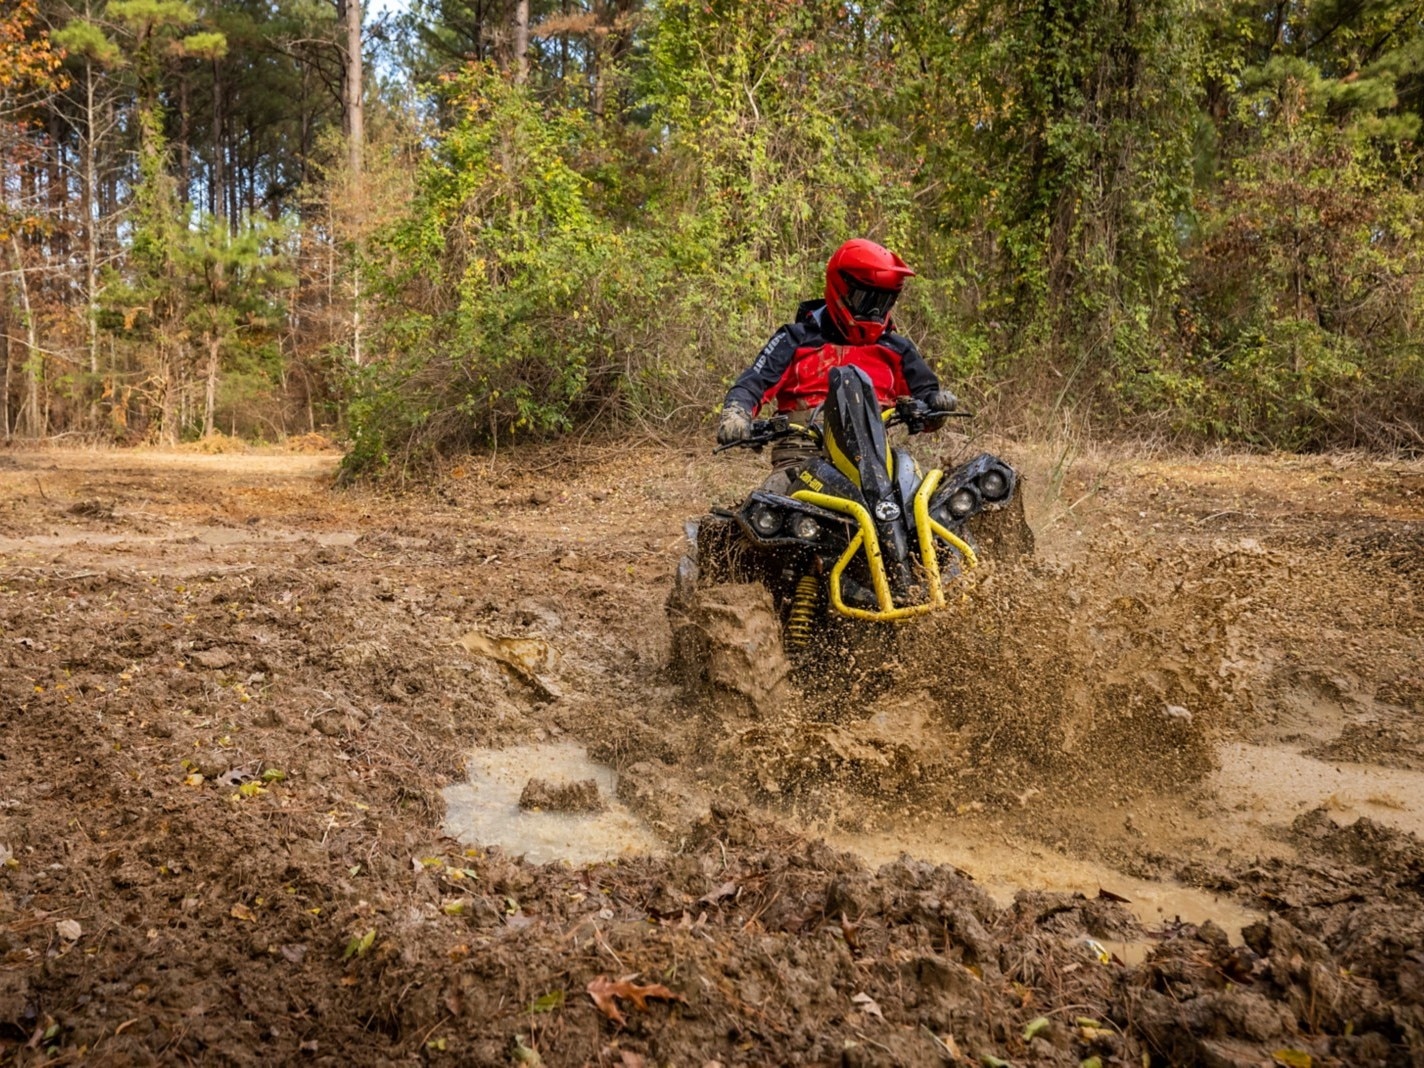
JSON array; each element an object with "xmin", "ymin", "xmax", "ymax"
[
  {"xmin": 442, "ymin": 743, "xmax": 663, "ymax": 864},
  {"xmin": 1214, "ymin": 741, "xmax": 1424, "ymax": 837},
  {"xmin": 829, "ymin": 821, "xmax": 1261, "ymax": 946}
]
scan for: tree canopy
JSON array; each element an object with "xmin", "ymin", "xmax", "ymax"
[{"xmin": 1, "ymin": 0, "xmax": 1421, "ymax": 459}]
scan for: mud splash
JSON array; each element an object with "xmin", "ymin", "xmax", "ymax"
[{"xmin": 442, "ymin": 743, "xmax": 662, "ymax": 864}]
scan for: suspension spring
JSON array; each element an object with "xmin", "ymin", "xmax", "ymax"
[{"xmin": 785, "ymin": 573, "xmax": 820, "ymax": 651}]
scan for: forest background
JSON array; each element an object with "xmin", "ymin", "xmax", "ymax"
[{"xmin": 2, "ymin": 0, "xmax": 1423, "ymax": 476}]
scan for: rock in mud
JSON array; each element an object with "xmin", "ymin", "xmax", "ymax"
[
  {"xmin": 518, "ymin": 776, "xmax": 604, "ymax": 813},
  {"xmin": 192, "ymin": 648, "xmax": 237, "ymax": 669}
]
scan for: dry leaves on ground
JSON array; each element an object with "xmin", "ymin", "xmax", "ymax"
[{"xmin": 586, "ymin": 974, "xmax": 686, "ymax": 1026}]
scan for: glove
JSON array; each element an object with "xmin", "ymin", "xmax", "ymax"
[
  {"xmin": 926, "ymin": 389, "xmax": 959, "ymax": 413},
  {"xmin": 716, "ymin": 405, "xmax": 752, "ymax": 445}
]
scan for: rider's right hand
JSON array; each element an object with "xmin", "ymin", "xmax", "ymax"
[{"xmin": 716, "ymin": 405, "xmax": 752, "ymax": 446}]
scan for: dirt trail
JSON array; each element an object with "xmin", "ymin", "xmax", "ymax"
[{"xmin": 0, "ymin": 440, "xmax": 1420, "ymax": 1065}]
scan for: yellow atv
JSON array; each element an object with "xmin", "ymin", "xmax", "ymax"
[{"xmin": 669, "ymin": 366, "xmax": 1030, "ymax": 710}]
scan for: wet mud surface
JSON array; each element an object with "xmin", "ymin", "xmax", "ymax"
[{"xmin": 0, "ymin": 440, "xmax": 1420, "ymax": 1065}]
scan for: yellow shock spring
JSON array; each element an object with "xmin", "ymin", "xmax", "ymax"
[{"xmin": 785, "ymin": 574, "xmax": 820, "ymax": 651}]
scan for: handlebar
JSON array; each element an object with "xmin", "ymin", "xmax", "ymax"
[
  {"xmin": 713, "ymin": 414, "xmax": 820, "ymax": 454},
  {"xmin": 885, "ymin": 395, "xmax": 972, "ymax": 434},
  {"xmin": 715, "ymin": 398, "xmax": 971, "ymax": 453}
]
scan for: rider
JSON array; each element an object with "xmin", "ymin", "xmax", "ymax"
[{"xmin": 715, "ymin": 238, "xmax": 958, "ymax": 492}]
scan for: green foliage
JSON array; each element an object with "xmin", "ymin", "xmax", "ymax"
[
  {"xmin": 1174, "ymin": 22, "xmax": 1424, "ymax": 447},
  {"xmin": 52, "ymin": 19, "xmax": 123, "ymax": 67},
  {"xmin": 346, "ymin": 66, "xmax": 628, "ymax": 475},
  {"xmin": 342, "ymin": 0, "xmax": 1424, "ymax": 465}
]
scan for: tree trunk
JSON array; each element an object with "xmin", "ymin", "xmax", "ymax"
[
  {"xmin": 9, "ymin": 235, "xmax": 43, "ymax": 438},
  {"xmin": 344, "ymin": 0, "xmax": 364, "ymax": 366},
  {"xmin": 514, "ymin": 0, "xmax": 529, "ymax": 83},
  {"xmin": 83, "ymin": 62, "xmax": 100, "ymax": 400},
  {"xmin": 344, "ymin": 0, "xmax": 364, "ymax": 178},
  {"xmin": 159, "ymin": 345, "xmax": 178, "ymax": 445},
  {"xmin": 213, "ymin": 55, "xmax": 225, "ymax": 223},
  {"xmin": 178, "ymin": 69, "xmax": 190, "ymax": 205},
  {"xmin": 203, "ymin": 333, "xmax": 219, "ymax": 436}
]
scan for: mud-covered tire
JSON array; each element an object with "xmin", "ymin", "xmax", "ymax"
[{"xmin": 667, "ymin": 582, "xmax": 793, "ymax": 718}]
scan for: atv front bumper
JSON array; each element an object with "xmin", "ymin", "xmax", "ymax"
[{"xmin": 792, "ymin": 470, "xmax": 978, "ymax": 622}]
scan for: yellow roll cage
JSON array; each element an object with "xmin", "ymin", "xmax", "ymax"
[{"xmin": 791, "ymin": 468, "xmax": 978, "ymax": 622}]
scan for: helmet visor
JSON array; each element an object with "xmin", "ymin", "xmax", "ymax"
[{"xmin": 840, "ymin": 273, "xmax": 900, "ymax": 323}]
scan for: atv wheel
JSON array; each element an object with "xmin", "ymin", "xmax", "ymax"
[{"xmin": 668, "ymin": 581, "xmax": 793, "ymax": 718}]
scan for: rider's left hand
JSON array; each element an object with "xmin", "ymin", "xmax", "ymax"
[
  {"xmin": 924, "ymin": 389, "xmax": 958, "ymax": 431},
  {"xmin": 928, "ymin": 390, "xmax": 958, "ymax": 413}
]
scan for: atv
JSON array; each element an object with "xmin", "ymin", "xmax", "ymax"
[{"xmin": 669, "ymin": 365, "xmax": 1030, "ymax": 712}]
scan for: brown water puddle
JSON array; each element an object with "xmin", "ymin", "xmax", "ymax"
[
  {"xmin": 1213, "ymin": 741, "xmax": 1424, "ymax": 838},
  {"xmin": 828, "ymin": 823, "xmax": 1262, "ymax": 951},
  {"xmin": 442, "ymin": 743, "xmax": 663, "ymax": 865}
]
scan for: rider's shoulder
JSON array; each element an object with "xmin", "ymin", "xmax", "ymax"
[
  {"xmin": 795, "ymin": 298, "xmax": 827, "ymax": 322},
  {"xmin": 877, "ymin": 325, "xmax": 918, "ymax": 355},
  {"xmin": 787, "ymin": 299, "xmax": 829, "ymax": 343}
]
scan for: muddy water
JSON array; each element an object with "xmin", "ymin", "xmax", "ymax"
[
  {"xmin": 1214, "ymin": 741, "xmax": 1424, "ymax": 838},
  {"xmin": 442, "ymin": 743, "xmax": 662, "ymax": 864},
  {"xmin": 828, "ymin": 823, "xmax": 1262, "ymax": 947}
]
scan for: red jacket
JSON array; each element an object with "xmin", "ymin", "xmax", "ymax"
[{"xmin": 724, "ymin": 300, "xmax": 941, "ymax": 415}]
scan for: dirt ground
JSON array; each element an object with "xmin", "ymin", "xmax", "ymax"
[{"xmin": 0, "ymin": 433, "xmax": 1420, "ymax": 1066}]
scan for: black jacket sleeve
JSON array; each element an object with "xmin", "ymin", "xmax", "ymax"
[
  {"xmin": 882, "ymin": 331, "xmax": 941, "ymax": 401},
  {"xmin": 723, "ymin": 324, "xmax": 801, "ymax": 415}
]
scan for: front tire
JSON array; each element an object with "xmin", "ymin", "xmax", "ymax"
[{"xmin": 668, "ymin": 581, "xmax": 793, "ymax": 718}]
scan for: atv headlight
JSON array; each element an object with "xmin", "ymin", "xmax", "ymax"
[
  {"xmin": 750, "ymin": 504, "xmax": 782, "ymax": 536},
  {"xmin": 789, "ymin": 514, "xmax": 820, "ymax": 541},
  {"xmin": 979, "ymin": 469, "xmax": 1009, "ymax": 502},
  {"xmin": 947, "ymin": 487, "xmax": 978, "ymax": 519}
]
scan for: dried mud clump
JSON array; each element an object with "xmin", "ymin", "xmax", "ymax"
[{"xmin": 518, "ymin": 775, "xmax": 605, "ymax": 812}]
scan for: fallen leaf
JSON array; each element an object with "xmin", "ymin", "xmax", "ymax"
[
  {"xmin": 530, "ymin": 989, "xmax": 565, "ymax": 1013},
  {"xmin": 851, "ymin": 992, "xmax": 884, "ymax": 1021},
  {"xmin": 586, "ymin": 974, "xmax": 685, "ymax": 1026},
  {"xmin": 921, "ymin": 1027, "xmax": 961, "ymax": 1060},
  {"xmin": 230, "ymin": 904, "xmax": 256, "ymax": 922},
  {"xmin": 1272, "ymin": 1052, "xmax": 1312, "ymax": 1068},
  {"xmin": 55, "ymin": 919, "xmax": 81, "ymax": 942},
  {"xmin": 698, "ymin": 881, "xmax": 738, "ymax": 906},
  {"xmin": 182, "ymin": 773, "xmax": 204, "ymax": 787},
  {"xmin": 1023, "ymin": 1016, "xmax": 1050, "ymax": 1041},
  {"xmin": 342, "ymin": 929, "xmax": 376, "ymax": 960},
  {"xmin": 512, "ymin": 1034, "xmax": 543, "ymax": 1065}
]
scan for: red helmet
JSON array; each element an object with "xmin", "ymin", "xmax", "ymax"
[{"xmin": 825, "ymin": 239, "xmax": 916, "ymax": 344}]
